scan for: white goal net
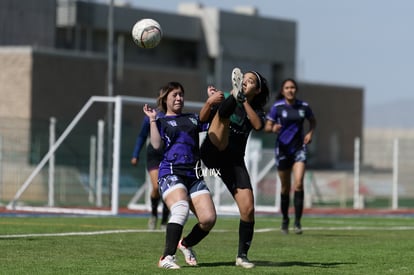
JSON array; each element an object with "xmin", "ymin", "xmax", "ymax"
[{"xmin": 6, "ymin": 95, "xmax": 279, "ymax": 215}]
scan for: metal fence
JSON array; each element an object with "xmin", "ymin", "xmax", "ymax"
[{"xmin": 1, "ymin": 116, "xmax": 413, "ymax": 212}]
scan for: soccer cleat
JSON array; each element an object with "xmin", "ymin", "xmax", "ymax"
[
  {"xmin": 294, "ymin": 221, "xmax": 303, "ymax": 235},
  {"xmin": 231, "ymin": 67, "xmax": 243, "ymax": 99},
  {"xmin": 178, "ymin": 239, "xmax": 198, "ymax": 266},
  {"xmin": 235, "ymin": 256, "xmax": 255, "ymax": 269},
  {"xmin": 281, "ymin": 218, "xmax": 289, "ymax": 234},
  {"xmin": 147, "ymin": 216, "xmax": 157, "ymax": 230},
  {"xmin": 158, "ymin": 255, "xmax": 180, "ymax": 269}
]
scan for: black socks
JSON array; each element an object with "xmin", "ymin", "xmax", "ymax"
[
  {"xmin": 294, "ymin": 190, "xmax": 304, "ymax": 223},
  {"xmin": 218, "ymin": 96, "xmax": 237, "ymax": 118},
  {"xmin": 238, "ymin": 220, "xmax": 254, "ymax": 258},
  {"xmin": 182, "ymin": 223, "xmax": 210, "ymax": 247},
  {"xmin": 151, "ymin": 197, "xmax": 160, "ymax": 217},
  {"xmin": 163, "ymin": 223, "xmax": 183, "ymax": 257},
  {"xmin": 281, "ymin": 194, "xmax": 290, "ymax": 220}
]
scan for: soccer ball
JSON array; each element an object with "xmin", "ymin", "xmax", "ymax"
[{"xmin": 131, "ymin": 18, "xmax": 162, "ymax": 49}]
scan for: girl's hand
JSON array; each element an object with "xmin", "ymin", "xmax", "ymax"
[
  {"xmin": 304, "ymin": 132, "xmax": 313, "ymax": 144},
  {"xmin": 131, "ymin": 157, "xmax": 138, "ymax": 166},
  {"xmin": 143, "ymin": 104, "xmax": 157, "ymax": 119},
  {"xmin": 272, "ymin": 124, "xmax": 282, "ymax": 133},
  {"xmin": 207, "ymin": 85, "xmax": 217, "ymax": 96},
  {"xmin": 208, "ymin": 91, "xmax": 224, "ymax": 106}
]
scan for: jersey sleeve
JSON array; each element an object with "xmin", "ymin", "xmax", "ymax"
[
  {"xmin": 305, "ymin": 104, "xmax": 314, "ymax": 119},
  {"xmin": 266, "ymin": 104, "xmax": 278, "ymax": 122},
  {"xmin": 132, "ymin": 116, "xmax": 150, "ymax": 158}
]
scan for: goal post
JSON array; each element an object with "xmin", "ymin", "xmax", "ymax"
[
  {"xmin": 6, "ymin": 95, "xmax": 204, "ymax": 215},
  {"xmin": 6, "ymin": 95, "xmax": 279, "ymax": 215},
  {"xmin": 6, "ymin": 96, "xmax": 120, "ymax": 215}
]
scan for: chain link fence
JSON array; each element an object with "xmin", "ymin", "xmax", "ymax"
[{"xmin": 1, "ymin": 117, "xmax": 413, "ymax": 211}]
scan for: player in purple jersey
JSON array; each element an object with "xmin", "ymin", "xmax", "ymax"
[
  {"xmin": 264, "ymin": 78, "xmax": 316, "ymax": 235},
  {"xmin": 200, "ymin": 68, "xmax": 269, "ymax": 268},
  {"xmin": 143, "ymin": 81, "xmax": 216, "ymax": 269},
  {"xmin": 131, "ymin": 89, "xmax": 169, "ymax": 230}
]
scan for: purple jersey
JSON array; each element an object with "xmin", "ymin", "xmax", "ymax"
[
  {"xmin": 266, "ymin": 99, "xmax": 314, "ymax": 154},
  {"xmin": 156, "ymin": 113, "xmax": 203, "ymax": 179},
  {"xmin": 132, "ymin": 111, "xmax": 165, "ymax": 159}
]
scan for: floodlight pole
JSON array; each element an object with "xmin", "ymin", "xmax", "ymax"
[
  {"xmin": 107, "ymin": 0, "xmax": 114, "ymax": 203},
  {"xmin": 108, "ymin": 0, "xmax": 114, "ymax": 99}
]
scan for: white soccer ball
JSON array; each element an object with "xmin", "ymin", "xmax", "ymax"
[{"xmin": 131, "ymin": 18, "xmax": 162, "ymax": 49}]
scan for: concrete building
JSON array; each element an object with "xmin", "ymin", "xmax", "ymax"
[{"xmin": 0, "ymin": 0, "xmax": 363, "ymax": 191}]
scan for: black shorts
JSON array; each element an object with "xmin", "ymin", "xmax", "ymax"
[
  {"xmin": 276, "ymin": 145, "xmax": 307, "ymax": 171},
  {"xmin": 146, "ymin": 145, "xmax": 163, "ymax": 171},
  {"xmin": 200, "ymin": 135, "xmax": 252, "ymax": 195}
]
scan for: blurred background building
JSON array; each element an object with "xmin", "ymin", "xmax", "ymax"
[{"xmin": 0, "ymin": 0, "xmax": 368, "ymax": 207}]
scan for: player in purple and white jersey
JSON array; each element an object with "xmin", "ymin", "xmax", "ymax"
[
  {"xmin": 143, "ymin": 81, "xmax": 216, "ymax": 269},
  {"xmin": 265, "ymin": 78, "xmax": 316, "ymax": 235}
]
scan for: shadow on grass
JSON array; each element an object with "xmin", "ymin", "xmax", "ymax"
[
  {"xmin": 256, "ymin": 260, "xmax": 354, "ymax": 268},
  {"xmin": 198, "ymin": 261, "xmax": 237, "ymax": 267},
  {"xmin": 199, "ymin": 260, "xmax": 354, "ymax": 268}
]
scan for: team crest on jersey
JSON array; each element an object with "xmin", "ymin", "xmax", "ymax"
[
  {"xmin": 167, "ymin": 120, "xmax": 178, "ymax": 127},
  {"xmin": 282, "ymin": 110, "xmax": 288, "ymax": 118},
  {"xmin": 299, "ymin": 110, "xmax": 305, "ymax": 118},
  {"xmin": 189, "ymin": 117, "xmax": 198, "ymax": 125}
]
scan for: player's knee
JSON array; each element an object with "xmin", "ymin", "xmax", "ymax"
[
  {"xmin": 199, "ymin": 214, "xmax": 216, "ymax": 231},
  {"xmin": 240, "ymin": 206, "xmax": 255, "ymax": 221},
  {"xmin": 169, "ymin": 200, "xmax": 189, "ymax": 226},
  {"xmin": 206, "ymin": 216, "xmax": 217, "ymax": 230}
]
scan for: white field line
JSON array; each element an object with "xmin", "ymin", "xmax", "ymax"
[
  {"xmin": 255, "ymin": 226, "xmax": 414, "ymax": 233},
  {"xmin": 1, "ymin": 226, "xmax": 414, "ymax": 239},
  {"xmin": 0, "ymin": 229, "xmax": 145, "ymax": 239}
]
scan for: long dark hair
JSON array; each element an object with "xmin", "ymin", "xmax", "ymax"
[
  {"xmin": 248, "ymin": 71, "xmax": 269, "ymax": 109},
  {"xmin": 276, "ymin": 78, "xmax": 298, "ymax": 100},
  {"xmin": 157, "ymin": 81, "xmax": 185, "ymax": 113}
]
